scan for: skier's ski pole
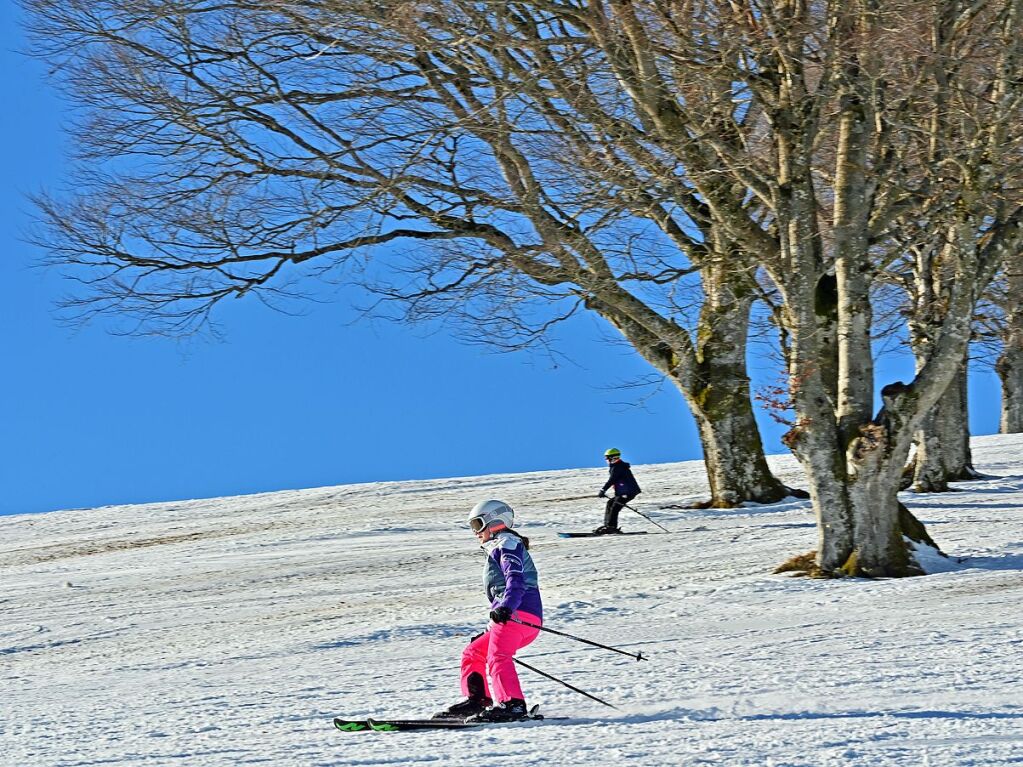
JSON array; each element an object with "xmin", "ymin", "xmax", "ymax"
[
  {"xmin": 512, "ymin": 618, "xmax": 646, "ymax": 661},
  {"xmin": 512, "ymin": 657, "xmax": 619, "ymax": 710},
  {"xmin": 620, "ymin": 502, "xmax": 672, "ymax": 533}
]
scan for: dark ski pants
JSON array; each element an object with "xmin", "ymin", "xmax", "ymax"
[{"xmin": 604, "ymin": 494, "xmax": 636, "ymax": 529}]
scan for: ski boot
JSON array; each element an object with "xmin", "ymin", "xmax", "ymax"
[
  {"xmin": 466, "ymin": 698, "xmax": 529, "ymax": 723},
  {"xmin": 433, "ymin": 672, "xmax": 492, "ymax": 720},
  {"xmin": 592, "ymin": 525, "xmax": 623, "ymax": 535},
  {"xmin": 433, "ymin": 695, "xmax": 492, "ymax": 720}
]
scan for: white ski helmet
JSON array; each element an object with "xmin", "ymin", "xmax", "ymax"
[{"xmin": 468, "ymin": 499, "xmax": 515, "ymax": 533}]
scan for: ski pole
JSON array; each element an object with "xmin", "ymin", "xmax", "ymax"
[
  {"xmin": 513, "ymin": 657, "xmax": 619, "ymax": 710},
  {"xmin": 512, "ymin": 618, "xmax": 647, "ymax": 661},
  {"xmin": 622, "ymin": 502, "xmax": 672, "ymax": 533}
]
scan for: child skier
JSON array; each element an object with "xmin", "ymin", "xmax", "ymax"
[
  {"xmin": 595, "ymin": 447, "xmax": 642, "ymax": 534},
  {"xmin": 436, "ymin": 499, "xmax": 543, "ymax": 722}
]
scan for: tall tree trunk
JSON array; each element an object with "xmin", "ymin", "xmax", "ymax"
[
  {"xmin": 910, "ymin": 357, "xmax": 980, "ymax": 491},
  {"xmin": 793, "ymin": 227, "xmax": 986, "ymax": 576},
  {"xmin": 786, "ymin": 375, "xmax": 944, "ymax": 578},
  {"xmin": 998, "ymin": 348, "xmax": 1023, "ymax": 432},
  {"xmin": 682, "ymin": 258, "xmax": 792, "ymax": 506},
  {"xmin": 904, "ymin": 213, "xmax": 980, "ymax": 490},
  {"xmin": 774, "ymin": 178, "xmax": 964, "ymax": 578},
  {"xmin": 591, "ymin": 260, "xmax": 791, "ymax": 508},
  {"xmin": 683, "ymin": 365, "xmax": 791, "ymax": 508},
  {"xmin": 997, "ymin": 267, "xmax": 1023, "ymax": 432},
  {"xmin": 837, "ymin": 379, "xmax": 959, "ymax": 575}
]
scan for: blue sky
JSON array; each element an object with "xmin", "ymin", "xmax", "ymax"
[{"xmin": 0, "ymin": 3, "xmax": 1004, "ymax": 516}]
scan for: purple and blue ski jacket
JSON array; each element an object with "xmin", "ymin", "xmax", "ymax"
[{"xmin": 481, "ymin": 531, "xmax": 542, "ymax": 619}]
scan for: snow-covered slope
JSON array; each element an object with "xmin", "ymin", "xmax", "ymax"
[{"xmin": 3, "ymin": 436, "xmax": 1023, "ymax": 766}]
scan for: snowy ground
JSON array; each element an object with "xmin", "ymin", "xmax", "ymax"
[{"xmin": 3, "ymin": 435, "xmax": 1023, "ymax": 766}]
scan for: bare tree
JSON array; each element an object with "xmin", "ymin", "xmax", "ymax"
[
  {"xmin": 25, "ymin": 1, "xmax": 1023, "ymax": 577},
  {"xmin": 24, "ymin": 0, "xmax": 793, "ymax": 507},
  {"xmin": 548, "ymin": 0, "xmax": 1022, "ymax": 575}
]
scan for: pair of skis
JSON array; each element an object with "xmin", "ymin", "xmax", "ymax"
[
  {"xmin": 559, "ymin": 503, "xmax": 672, "ymax": 537},
  {"xmin": 334, "ymin": 718, "xmax": 481, "ymax": 732},
  {"xmin": 334, "ymin": 706, "xmax": 547, "ymax": 733}
]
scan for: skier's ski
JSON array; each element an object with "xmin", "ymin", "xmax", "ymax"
[
  {"xmin": 334, "ymin": 706, "xmax": 548, "ymax": 732},
  {"xmin": 557, "ymin": 531, "xmax": 649, "ymax": 538},
  {"xmin": 334, "ymin": 717, "xmax": 482, "ymax": 732}
]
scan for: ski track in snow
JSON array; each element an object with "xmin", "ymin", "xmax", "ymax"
[{"xmin": 3, "ymin": 436, "xmax": 1023, "ymax": 766}]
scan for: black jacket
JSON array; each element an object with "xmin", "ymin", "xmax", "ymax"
[{"xmin": 602, "ymin": 460, "xmax": 641, "ymax": 497}]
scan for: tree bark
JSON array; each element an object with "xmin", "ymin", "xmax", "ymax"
[
  {"xmin": 684, "ymin": 258, "xmax": 792, "ymax": 506},
  {"xmin": 998, "ymin": 348, "xmax": 1023, "ymax": 432},
  {"xmin": 684, "ymin": 355, "xmax": 792, "ymax": 508},
  {"xmin": 910, "ymin": 358, "xmax": 980, "ymax": 492},
  {"xmin": 786, "ymin": 377, "xmax": 944, "ymax": 578},
  {"xmin": 997, "ymin": 267, "xmax": 1023, "ymax": 432},
  {"xmin": 845, "ymin": 409, "xmax": 922, "ymax": 577}
]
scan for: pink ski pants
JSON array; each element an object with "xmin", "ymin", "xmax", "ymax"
[{"xmin": 460, "ymin": 611, "xmax": 541, "ymax": 703}]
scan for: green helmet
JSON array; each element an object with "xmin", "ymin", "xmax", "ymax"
[{"xmin": 604, "ymin": 447, "xmax": 621, "ymax": 458}]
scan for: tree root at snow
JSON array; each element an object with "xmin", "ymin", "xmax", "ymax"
[{"xmin": 774, "ymin": 504, "xmax": 945, "ymax": 578}]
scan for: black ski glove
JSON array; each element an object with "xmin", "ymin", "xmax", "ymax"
[
  {"xmin": 597, "ymin": 490, "xmax": 607, "ymax": 498},
  {"xmin": 490, "ymin": 606, "xmax": 512, "ymax": 624}
]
